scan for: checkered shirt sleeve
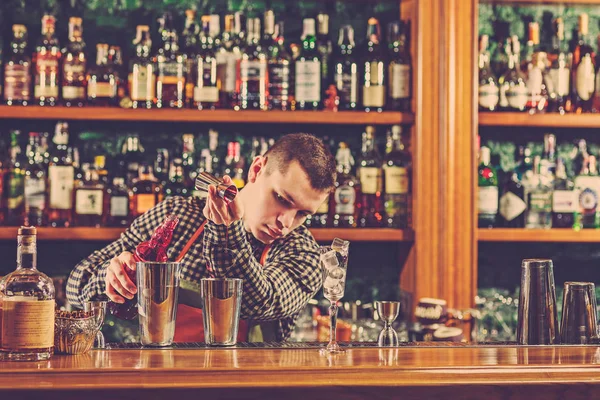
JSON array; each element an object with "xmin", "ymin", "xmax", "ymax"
[
  {"xmin": 203, "ymin": 220, "xmax": 322, "ymax": 323},
  {"xmin": 66, "ymin": 197, "xmax": 175, "ymax": 309}
]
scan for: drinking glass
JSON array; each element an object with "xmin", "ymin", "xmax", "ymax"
[
  {"xmin": 319, "ymin": 239, "xmax": 349, "ymax": 355},
  {"xmin": 83, "ymin": 300, "xmax": 107, "ymax": 349}
]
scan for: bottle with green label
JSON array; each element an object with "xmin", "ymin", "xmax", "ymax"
[
  {"xmin": 478, "ymin": 146, "xmax": 498, "ymax": 228},
  {"xmin": 574, "ymin": 155, "xmax": 600, "ymax": 230}
]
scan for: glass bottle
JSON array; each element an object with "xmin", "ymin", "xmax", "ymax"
[
  {"xmin": 156, "ymin": 13, "xmax": 186, "ymax": 109},
  {"xmin": 107, "ymin": 177, "xmax": 131, "ymax": 227},
  {"xmin": 209, "ymin": 129, "xmax": 222, "ymax": 177},
  {"xmin": 362, "ymin": 18, "xmax": 386, "ymax": 112},
  {"xmin": 182, "ymin": 10, "xmax": 199, "ymax": 104},
  {"xmin": 547, "ymin": 18, "xmax": 570, "ymax": 114},
  {"xmin": 181, "ymin": 133, "xmax": 195, "ymax": 180},
  {"xmin": 526, "ymin": 51, "xmax": 549, "ymax": 114},
  {"xmin": 514, "ymin": 145, "xmax": 534, "ymax": 181},
  {"xmin": 490, "ymin": 21, "xmax": 510, "ymax": 78},
  {"xmin": 267, "ymin": 20, "xmax": 292, "ymax": 110},
  {"xmin": 107, "ymin": 214, "xmax": 179, "ymax": 320},
  {"xmin": 333, "ymin": 25, "xmax": 358, "ymax": 111},
  {"xmin": 317, "ymin": 12, "xmax": 332, "ymax": 94},
  {"xmin": 47, "ymin": 122, "xmax": 74, "ymax": 227},
  {"xmin": 331, "ymin": 142, "xmax": 358, "ymax": 228},
  {"xmin": 478, "ymin": 34, "xmax": 499, "ymax": 111},
  {"xmin": 477, "ymin": 146, "xmax": 498, "ymax": 228},
  {"xmin": 154, "ymin": 148, "xmax": 170, "ymax": 186},
  {"xmin": 295, "ymin": 18, "xmax": 322, "ymax": 110},
  {"xmin": 499, "ymin": 36, "xmax": 527, "ymax": 111},
  {"xmin": 574, "ymin": 155, "xmax": 600, "ymax": 230},
  {"xmin": 524, "ymin": 156, "xmax": 553, "ymax": 229},
  {"xmin": 0, "ymin": 227, "xmax": 55, "ymax": 361},
  {"xmin": 131, "ymin": 165, "xmax": 163, "ymax": 219},
  {"xmin": 499, "ymin": 172, "xmax": 526, "ymax": 228},
  {"xmin": 216, "ymin": 13, "xmax": 244, "ymax": 108},
  {"xmin": 61, "ymin": 17, "xmax": 86, "ymax": 107},
  {"xmin": 4, "ymin": 130, "xmax": 26, "ymax": 226},
  {"xmin": 358, "ymin": 126, "xmax": 384, "ymax": 227},
  {"xmin": 164, "ymin": 158, "xmax": 191, "ymax": 198},
  {"xmin": 236, "ymin": 17, "xmax": 268, "ymax": 110},
  {"xmin": 541, "ymin": 133, "xmax": 557, "ymax": 178},
  {"xmin": 73, "ymin": 167, "xmax": 106, "ymax": 227},
  {"xmin": 572, "ymin": 13, "xmax": 595, "ymax": 113},
  {"xmin": 387, "ymin": 21, "xmax": 412, "ymax": 112},
  {"xmin": 33, "ymin": 14, "xmax": 60, "ymax": 106},
  {"xmin": 4, "ymin": 25, "xmax": 31, "ymax": 106},
  {"xmin": 222, "ymin": 142, "xmax": 245, "ymax": 189},
  {"xmin": 108, "ymin": 45, "xmax": 126, "ymax": 100},
  {"xmin": 121, "ymin": 133, "xmax": 145, "ymax": 186},
  {"xmin": 552, "ymin": 158, "xmax": 576, "ymax": 229},
  {"xmin": 129, "ymin": 25, "xmax": 156, "ymax": 109},
  {"xmin": 383, "ymin": 125, "xmax": 412, "ymax": 228},
  {"xmin": 87, "ymin": 43, "xmax": 118, "ymax": 106},
  {"xmin": 24, "ymin": 132, "xmax": 46, "ymax": 227},
  {"xmin": 572, "ymin": 139, "xmax": 589, "ymax": 180},
  {"xmin": 193, "ymin": 16, "xmax": 220, "ymax": 110}
]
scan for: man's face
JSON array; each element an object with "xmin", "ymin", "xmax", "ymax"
[{"xmin": 240, "ymin": 157, "xmax": 329, "ymax": 244}]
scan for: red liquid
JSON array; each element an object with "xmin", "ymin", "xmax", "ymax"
[{"xmin": 107, "ymin": 214, "xmax": 179, "ymax": 319}]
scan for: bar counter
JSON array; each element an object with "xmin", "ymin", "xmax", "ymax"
[{"xmin": 2, "ymin": 344, "xmax": 600, "ymax": 399}]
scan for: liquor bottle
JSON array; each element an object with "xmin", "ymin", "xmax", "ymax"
[
  {"xmin": 222, "ymin": 142, "xmax": 245, "ymax": 189},
  {"xmin": 73, "ymin": 167, "xmax": 106, "ymax": 227},
  {"xmin": 181, "ymin": 133, "xmax": 195, "ymax": 179},
  {"xmin": 387, "ymin": 21, "xmax": 412, "ymax": 112},
  {"xmin": 547, "ymin": 18, "xmax": 570, "ymax": 114},
  {"xmin": 108, "ymin": 45, "xmax": 126, "ymax": 100},
  {"xmin": 4, "ymin": 130, "xmax": 26, "ymax": 226},
  {"xmin": 295, "ymin": 19, "xmax": 322, "ymax": 110},
  {"xmin": 164, "ymin": 158, "xmax": 191, "ymax": 198},
  {"xmin": 514, "ymin": 145, "xmax": 534, "ymax": 181},
  {"xmin": 87, "ymin": 44, "xmax": 118, "ymax": 106},
  {"xmin": 383, "ymin": 125, "xmax": 411, "ymax": 228},
  {"xmin": 121, "ymin": 133, "xmax": 145, "ymax": 186},
  {"xmin": 574, "ymin": 155, "xmax": 600, "ymax": 230},
  {"xmin": 94, "ymin": 155, "xmax": 109, "ymax": 185},
  {"xmin": 0, "ymin": 227, "xmax": 55, "ymax": 361},
  {"xmin": 541, "ymin": 133, "xmax": 557, "ymax": 177},
  {"xmin": 477, "ymin": 146, "xmax": 498, "ymax": 228},
  {"xmin": 363, "ymin": 18, "xmax": 386, "ymax": 112},
  {"xmin": 572, "ymin": 14, "xmax": 595, "ymax": 113},
  {"xmin": 61, "ymin": 17, "xmax": 86, "ymax": 107},
  {"xmin": 47, "ymin": 122, "xmax": 74, "ymax": 227},
  {"xmin": 208, "ymin": 129, "xmax": 222, "ymax": 177},
  {"xmin": 523, "ymin": 156, "xmax": 553, "ymax": 229},
  {"xmin": 267, "ymin": 20, "xmax": 292, "ymax": 110},
  {"xmin": 499, "ymin": 172, "xmax": 526, "ymax": 228},
  {"xmin": 331, "ymin": 142, "xmax": 358, "ymax": 228},
  {"xmin": 526, "ymin": 51, "xmax": 549, "ymax": 114},
  {"xmin": 358, "ymin": 126, "xmax": 384, "ymax": 227},
  {"xmin": 552, "ymin": 158, "xmax": 576, "ymax": 228},
  {"xmin": 317, "ymin": 12, "xmax": 332, "ymax": 95},
  {"xmin": 131, "ymin": 165, "xmax": 163, "ymax": 219},
  {"xmin": 154, "ymin": 148, "xmax": 170, "ymax": 186},
  {"xmin": 156, "ymin": 13, "xmax": 186, "ymax": 109},
  {"xmin": 236, "ymin": 17, "xmax": 268, "ymax": 110},
  {"xmin": 490, "ymin": 21, "xmax": 510, "ymax": 78},
  {"xmin": 4, "ymin": 25, "xmax": 31, "ymax": 106},
  {"xmin": 182, "ymin": 10, "xmax": 199, "ymax": 104},
  {"xmin": 478, "ymin": 34, "xmax": 499, "ymax": 112},
  {"xmin": 333, "ymin": 25, "xmax": 358, "ymax": 111},
  {"xmin": 106, "ymin": 177, "xmax": 131, "ymax": 227},
  {"xmin": 108, "ymin": 214, "xmax": 179, "ymax": 320},
  {"xmin": 24, "ymin": 132, "xmax": 46, "ymax": 227},
  {"xmin": 521, "ymin": 22, "xmax": 539, "ymax": 74},
  {"xmin": 33, "ymin": 14, "xmax": 60, "ymax": 107},
  {"xmin": 129, "ymin": 25, "xmax": 156, "ymax": 109},
  {"xmin": 216, "ymin": 13, "xmax": 244, "ymax": 108},
  {"xmin": 193, "ymin": 16, "xmax": 219, "ymax": 110},
  {"xmin": 499, "ymin": 36, "xmax": 527, "ymax": 111},
  {"xmin": 572, "ymin": 139, "xmax": 589, "ymax": 179}
]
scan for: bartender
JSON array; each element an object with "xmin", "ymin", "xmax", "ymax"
[{"xmin": 66, "ymin": 133, "xmax": 337, "ymax": 341}]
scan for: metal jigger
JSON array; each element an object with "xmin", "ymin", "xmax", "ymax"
[
  {"xmin": 375, "ymin": 301, "xmax": 400, "ymax": 347},
  {"xmin": 194, "ymin": 172, "xmax": 238, "ymax": 204}
]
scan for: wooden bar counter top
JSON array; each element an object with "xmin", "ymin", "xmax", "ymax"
[{"xmin": 1, "ymin": 344, "xmax": 600, "ymax": 399}]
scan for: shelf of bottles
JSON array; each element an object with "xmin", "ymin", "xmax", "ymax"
[
  {"xmin": 0, "ymin": 227, "xmax": 413, "ymax": 242},
  {"xmin": 0, "ymin": 9, "xmax": 412, "ymax": 120},
  {"xmin": 479, "ymin": 0, "xmax": 600, "ymax": 4},
  {"xmin": 479, "ymin": 112, "xmax": 600, "ymax": 128},
  {"xmin": 478, "ymin": 228, "xmax": 600, "ymax": 242}
]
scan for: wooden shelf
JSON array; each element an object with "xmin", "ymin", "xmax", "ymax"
[
  {"xmin": 478, "ymin": 228, "xmax": 600, "ymax": 243},
  {"xmin": 479, "ymin": 0, "xmax": 600, "ymax": 4},
  {"xmin": 0, "ymin": 106, "xmax": 413, "ymax": 126},
  {"xmin": 479, "ymin": 112, "xmax": 600, "ymax": 128},
  {"xmin": 0, "ymin": 227, "xmax": 414, "ymax": 242}
]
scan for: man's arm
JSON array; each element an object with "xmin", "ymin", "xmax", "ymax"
[
  {"xmin": 66, "ymin": 198, "xmax": 173, "ymax": 309},
  {"xmin": 203, "ymin": 221, "xmax": 322, "ymax": 321}
]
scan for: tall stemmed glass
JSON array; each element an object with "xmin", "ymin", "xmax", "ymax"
[
  {"xmin": 84, "ymin": 300, "xmax": 107, "ymax": 349},
  {"xmin": 319, "ymin": 238, "xmax": 349, "ymax": 355}
]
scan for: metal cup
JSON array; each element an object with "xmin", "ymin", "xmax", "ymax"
[
  {"xmin": 560, "ymin": 282, "xmax": 598, "ymax": 344},
  {"xmin": 517, "ymin": 259, "xmax": 560, "ymax": 345},
  {"xmin": 375, "ymin": 301, "xmax": 400, "ymax": 347},
  {"xmin": 200, "ymin": 278, "xmax": 243, "ymax": 346},
  {"xmin": 83, "ymin": 300, "xmax": 107, "ymax": 349},
  {"xmin": 137, "ymin": 261, "xmax": 182, "ymax": 347}
]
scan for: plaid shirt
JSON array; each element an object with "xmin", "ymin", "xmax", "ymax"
[{"xmin": 66, "ymin": 196, "xmax": 323, "ymax": 341}]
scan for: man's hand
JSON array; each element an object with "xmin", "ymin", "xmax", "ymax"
[
  {"xmin": 105, "ymin": 251, "xmax": 138, "ymax": 303},
  {"xmin": 203, "ymin": 175, "xmax": 244, "ymax": 226}
]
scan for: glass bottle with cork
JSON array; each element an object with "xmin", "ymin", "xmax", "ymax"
[
  {"xmin": 387, "ymin": 21, "xmax": 412, "ymax": 112},
  {"xmin": 358, "ymin": 126, "xmax": 384, "ymax": 227},
  {"xmin": 383, "ymin": 125, "xmax": 412, "ymax": 228},
  {"xmin": 235, "ymin": 17, "xmax": 268, "ymax": 110},
  {"xmin": 24, "ymin": 132, "xmax": 46, "ymax": 227},
  {"xmin": 61, "ymin": 17, "xmax": 86, "ymax": 107},
  {"xmin": 1, "ymin": 227, "xmax": 55, "ymax": 361},
  {"xmin": 47, "ymin": 122, "xmax": 74, "ymax": 227},
  {"xmin": 33, "ymin": 14, "xmax": 60, "ymax": 107},
  {"xmin": 129, "ymin": 25, "xmax": 156, "ymax": 109},
  {"xmin": 87, "ymin": 43, "xmax": 118, "ymax": 106},
  {"xmin": 333, "ymin": 25, "xmax": 358, "ymax": 111},
  {"xmin": 73, "ymin": 166, "xmax": 106, "ymax": 227},
  {"xmin": 4, "ymin": 25, "xmax": 31, "ymax": 106},
  {"xmin": 362, "ymin": 18, "xmax": 386, "ymax": 112},
  {"xmin": 193, "ymin": 16, "xmax": 219, "ymax": 110},
  {"xmin": 267, "ymin": 19, "xmax": 292, "ymax": 111},
  {"xmin": 295, "ymin": 18, "xmax": 322, "ymax": 110},
  {"xmin": 156, "ymin": 12, "xmax": 186, "ymax": 109}
]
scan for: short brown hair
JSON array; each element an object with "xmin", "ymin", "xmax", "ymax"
[{"xmin": 264, "ymin": 133, "xmax": 336, "ymax": 191}]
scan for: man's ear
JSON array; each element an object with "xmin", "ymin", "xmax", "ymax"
[{"xmin": 247, "ymin": 155, "xmax": 267, "ymax": 183}]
